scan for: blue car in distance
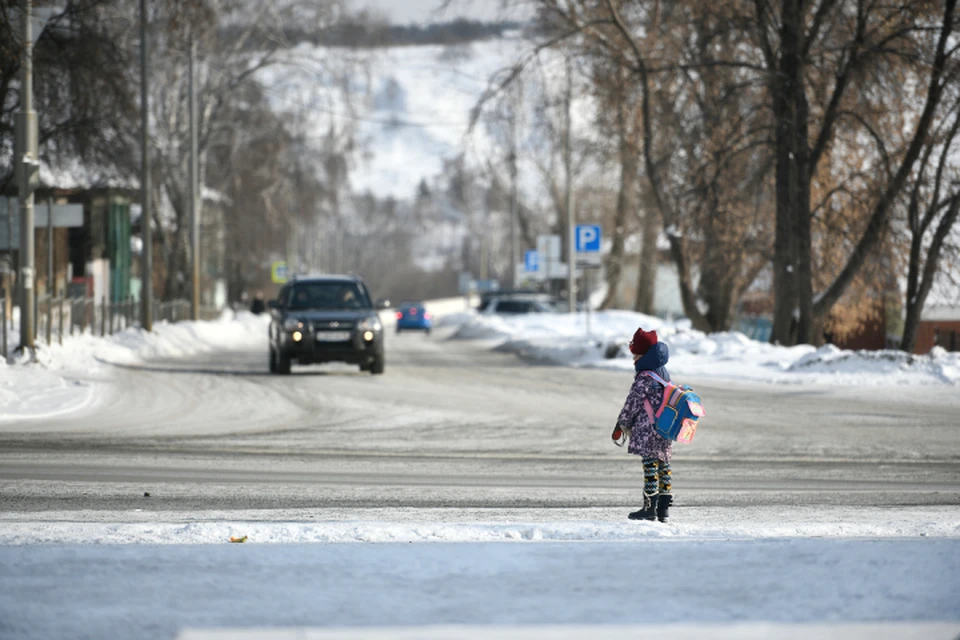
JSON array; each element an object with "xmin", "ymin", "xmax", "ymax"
[{"xmin": 395, "ymin": 302, "xmax": 432, "ymax": 335}]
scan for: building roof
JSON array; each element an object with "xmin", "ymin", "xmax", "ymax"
[{"xmin": 921, "ymin": 305, "xmax": 960, "ymax": 322}]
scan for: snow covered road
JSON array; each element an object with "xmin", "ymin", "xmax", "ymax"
[
  {"xmin": 2, "ymin": 329, "xmax": 959, "ymax": 514},
  {"xmin": 2, "ymin": 317, "xmax": 959, "ymax": 639}
]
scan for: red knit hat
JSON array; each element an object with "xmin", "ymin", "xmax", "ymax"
[{"xmin": 629, "ymin": 327, "xmax": 658, "ymax": 356}]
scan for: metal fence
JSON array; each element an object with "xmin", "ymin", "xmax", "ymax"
[{"xmin": 2, "ymin": 298, "xmax": 222, "ymax": 357}]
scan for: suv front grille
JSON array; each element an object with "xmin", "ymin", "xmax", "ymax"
[{"xmin": 313, "ymin": 320, "xmax": 355, "ymax": 331}]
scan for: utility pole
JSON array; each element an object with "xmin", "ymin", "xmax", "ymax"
[
  {"xmin": 4, "ymin": 198, "xmax": 12, "ymax": 340},
  {"xmin": 564, "ymin": 56, "xmax": 576, "ymax": 314},
  {"xmin": 480, "ymin": 196, "xmax": 489, "ymax": 282},
  {"xmin": 189, "ymin": 37, "xmax": 200, "ymax": 320},
  {"xmin": 508, "ymin": 99, "xmax": 519, "ymax": 289},
  {"xmin": 16, "ymin": 0, "xmax": 39, "ymax": 353},
  {"xmin": 140, "ymin": 0, "xmax": 153, "ymax": 331},
  {"xmin": 46, "ymin": 198, "xmax": 52, "ymax": 345}
]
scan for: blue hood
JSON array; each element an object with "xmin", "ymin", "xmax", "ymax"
[{"xmin": 634, "ymin": 342, "xmax": 670, "ymax": 381}]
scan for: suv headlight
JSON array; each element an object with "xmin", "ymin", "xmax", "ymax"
[
  {"xmin": 358, "ymin": 316, "xmax": 382, "ymax": 332},
  {"xmin": 283, "ymin": 317, "xmax": 303, "ymax": 331}
]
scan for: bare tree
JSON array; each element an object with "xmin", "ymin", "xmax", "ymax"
[
  {"xmin": 525, "ymin": 0, "xmax": 957, "ymax": 343},
  {"xmin": 1, "ymin": 1, "xmax": 139, "ymax": 191},
  {"xmin": 125, "ymin": 0, "xmax": 349, "ymax": 299},
  {"xmin": 750, "ymin": 0, "xmax": 959, "ymax": 344},
  {"xmin": 531, "ymin": 1, "xmax": 770, "ymax": 330},
  {"xmin": 900, "ymin": 93, "xmax": 960, "ymax": 352}
]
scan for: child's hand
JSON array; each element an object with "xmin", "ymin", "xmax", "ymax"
[{"xmin": 611, "ymin": 424, "xmax": 628, "ymax": 447}]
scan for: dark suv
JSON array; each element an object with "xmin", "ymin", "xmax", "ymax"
[{"xmin": 268, "ymin": 275, "xmax": 385, "ymax": 375}]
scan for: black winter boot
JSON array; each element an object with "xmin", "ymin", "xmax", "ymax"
[
  {"xmin": 656, "ymin": 494, "xmax": 673, "ymax": 523},
  {"xmin": 628, "ymin": 494, "xmax": 659, "ymax": 521}
]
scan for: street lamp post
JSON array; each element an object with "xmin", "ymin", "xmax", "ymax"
[
  {"xmin": 16, "ymin": 0, "xmax": 39, "ymax": 353},
  {"xmin": 564, "ymin": 56, "xmax": 576, "ymax": 314},
  {"xmin": 189, "ymin": 37, "xmax": 200, "ymax": 321},
  {"xmin": 140, "ymin": 0, "xmax": 153, "ymax": 331}
]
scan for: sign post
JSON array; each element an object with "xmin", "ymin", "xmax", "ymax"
[{"xmin": 575, "ymin": 224, "xmax": 602, "ymax": 335}]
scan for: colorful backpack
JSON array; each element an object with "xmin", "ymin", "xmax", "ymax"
[{"xmin": 641, "ymin": 371, "xmax": 705, "ymax": 443}]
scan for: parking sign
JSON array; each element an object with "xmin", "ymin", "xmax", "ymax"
[
  {"xmin": 524, "ymin": 250, "xmax": 539, "ymax": 272},
  {"xmin": 575, "ymin": 225, "xmax": 601, "ymax": 253}
]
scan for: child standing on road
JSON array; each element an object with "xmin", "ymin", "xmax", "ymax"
[{"xmin": 612, "ymin": 327, "xmax": 674, "ymax": 522}]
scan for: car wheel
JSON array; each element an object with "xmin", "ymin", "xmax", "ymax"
[
  {"xmin": 269, "ymin": 347, "xmax": 277, "ymax": 373},
  {"xmin": 370, "ymin": 354, "xmax": 385, "ymax": 375},
  {"xmin": 277, "ymin": 352, "xmax": 292, "ymax": 375}
]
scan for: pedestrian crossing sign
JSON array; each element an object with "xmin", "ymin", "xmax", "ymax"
[{"xmin": 271, "ymin": 261, "xmax": 288, "ymax": 284}]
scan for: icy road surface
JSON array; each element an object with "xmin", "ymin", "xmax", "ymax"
[
  {"xmin": 1, "ymin": 320, "xmax": 959, "ymax": 640},
  {"xmin": 2, "ymin": 329, "xmax": 959, "ymax": 514}
]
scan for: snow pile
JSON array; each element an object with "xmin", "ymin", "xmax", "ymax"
[
  {"xmin": 49, "ymin": 310, "xmax": 269, "ymax": 368},
  {"xmin": 448, "ymin": 310, "xmax": 960, "ymax": 385},
  {"xmin": 3, "ymin": 505, "xmax": 959, "ymax": 545},
  {"xmin": 0, "ymin": 361, "xmax": 96, "ymax": 422},
  {"xmin": 453, "ymin": 309, "xmax": 662, "ymax": 342},
  {"xmin": 787, "ymin": 344, "xmax": 960, "ymax": 383},
  {"xmin": 21, "ymin": 309, "xmax": 270, "ymax": 374},
  {"xmin": 0, "ymin": 310, "xmax": 270, "ymax": 422}
]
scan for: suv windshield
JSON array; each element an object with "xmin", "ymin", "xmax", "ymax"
[{"xmin": 284, "ymin": 281, "xmax": 372, "ymax": 311}]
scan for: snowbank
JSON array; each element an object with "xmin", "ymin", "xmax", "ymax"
[
  {"xmin": 449, "ymin": 310, "xmax": 960, "ymax": 385},
  {"xmin": 3, "ymin": 504, "xmax": 959, "ymax": 545},
  {"xmin": 34, "ymin": 309, "xmax": 270, "ymax": 370},
  {"xmin": 0, "ymin": 310, "xmax": 270, "ymax": 422}
]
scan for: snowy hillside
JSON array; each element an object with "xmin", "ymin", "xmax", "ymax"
[{"xmin": 262, "ymin": 38, "xmax": 522, "ymax": 200}]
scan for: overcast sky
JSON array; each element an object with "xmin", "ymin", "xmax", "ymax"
[{"xmin": 351, "ymin": 0, "xmax": 530, "ymax": 24}]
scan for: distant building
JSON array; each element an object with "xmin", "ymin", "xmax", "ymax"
[
  {"xmin": 915, "ymin": 305, "xmax": 960, "ymax": 353},
  {"xmin": 2, "ymin": 162, "xmax": 229, "ymax": 311},
  {"xmin": 3, "ymin": 186, "xmax": 136, "ymax": 305}
]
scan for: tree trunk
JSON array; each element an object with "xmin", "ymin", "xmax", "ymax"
[
  {"xmin": 634, "ymin": 208, "xmax": 658, "ymax": 314},
  {"xmin": 770, "ymin": 0, "xmax": 804, "ymax": 345},
  {"xmin": 794, "ymin": 95, "xmax": 815, "ymax": 344},
  {"xmin": 163, "ymin": 227, "xmax": 187, "ymax": 302},
  {"xmin": 695, "ymin": 200, "xmax": 739, "ymax": 332},
  {"xmin": 900, "ymin": 217, "xmax": 925, "ymax": 354},
  {"xmin": 901, "ymin": 301, "xmax": 922, "ymax": 355},
  {"xmin": 601, "ymin": 160, "xmax": 633, "ymax": 308},
  {"xmin": 602, "ymin": 77, "xmax": 637, "ymax": 310}
]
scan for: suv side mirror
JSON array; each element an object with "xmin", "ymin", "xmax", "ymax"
[{"xmin": 375, "ymin": 298, "xmax": 391, "ymax": 310}]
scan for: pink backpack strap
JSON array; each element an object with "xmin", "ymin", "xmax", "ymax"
[
  {"xmin": 640, "ymin": 371, "xmax": 671, "ymax": 419},
  {"xmin": 642, "ymin": 398, "xmax": 655, "ymax": 424}
]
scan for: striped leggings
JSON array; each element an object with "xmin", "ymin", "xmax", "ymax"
[{"xmin": 642, "ymin": 457, "xmax": 672, "ymax": 497}]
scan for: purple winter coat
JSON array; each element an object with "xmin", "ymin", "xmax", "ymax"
[{"xmin": 617, "ymin": 342, "xmax": 673, "ymax": 462}]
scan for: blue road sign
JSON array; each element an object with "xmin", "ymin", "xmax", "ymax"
[
  {"xmin": 575, "ymin": 225, "xmax": 602, "ymax": 253},
  {"xmin": 524, "ymin": 250, "xmax": 539, "ymax": 272}
]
